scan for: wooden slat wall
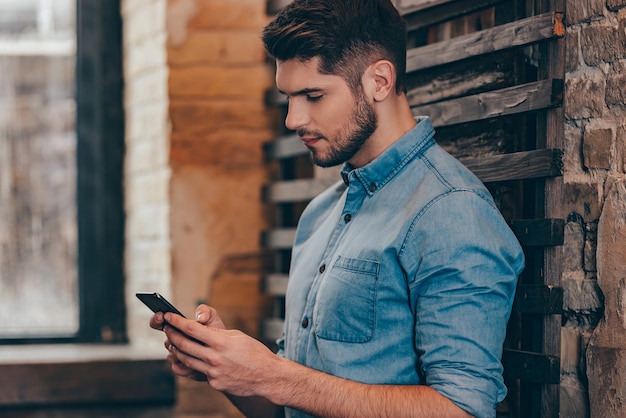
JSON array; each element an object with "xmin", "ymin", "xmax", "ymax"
[{"xmin": 261, "ymin": 1, "xmax": 565, "ymax": 417}]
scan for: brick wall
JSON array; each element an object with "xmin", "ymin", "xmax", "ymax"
[
  {"xmin": 166, "ymin": 1, "xmax": 275, "ymax": 416},
  {"xmin": 562, "ymin": 1, "xmax": 626, "ymax": 417},
  {"xmin": 122, "ymin": 0, "xmax": 172, "ymax": 350},
  {"xmin": 123, "ymin": 0, "xmax": 275, "ymax": 416}
]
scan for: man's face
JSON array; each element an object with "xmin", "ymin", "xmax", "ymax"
[{"xmin": 275, "ymin": 57, "xmax": 377, "ymax": 168}]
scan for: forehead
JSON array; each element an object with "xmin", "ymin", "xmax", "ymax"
[{"xmin": 275, "ymin": 57, "xmax": 348, "ymax": 95}]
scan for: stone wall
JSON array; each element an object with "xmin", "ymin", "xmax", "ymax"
[{"xmin": 562, "ymin": 1, "xmax": 626, "ymax": 417}]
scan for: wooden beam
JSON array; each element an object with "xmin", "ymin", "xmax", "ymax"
[
  {"xmin": 407, "ymin": 62, "xmax": 513, "ymax": 107},
  {"xmin": 513, "ymin": 284, "xmax": 563, "ymax": 314},
  {"xmin": 460, "ymin": 148, "xmax": 563, "ymax": 183},
  {"xmin": 261, "ymin": 318, "xmax": 285, "ymax": 342},
  {"xmin": 265, "ymin": 87, "xmax": 287, "ymax": 107},
  {"xmin": 399, "ymin": 0, "xmax": 509, "ymax": 31},
  {"xmin": 502, "ymin": 349, "xmax": 560, "ymax": 384},
  {"xmin": 261, "ymin": 228, "xmax": 296, "ymax": 250},
  {"xmin": 0, "ymin": 359, "xmax": 174, "ymax": 406},
  {"xmin": 412, "ymin": 79, "xmax": 563, "ymax": 127},
  {"xmin": 510, "ymin": 218, "xmax": 565, "ymax": 247},
  {"xmin": 262, "ymin": 274, "xmax": 289, "ymax": 296},
  {"xmin": 263, "ymin": 177, "xmax": 338, "ymax": 203},
  {"xmin": 263, "ymin": 135, "xmax": 305, "ymax": 161},
  {"xmin": 266, "ymin": 0, "xmax": 291, "ymax": 14},
  {"xmin": 406, "ymin": 12, "xmax": 562, "ymax": 73}
]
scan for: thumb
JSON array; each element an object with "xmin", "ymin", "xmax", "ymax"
[{"xmin": 195, "ymin": 304, "xmax": 226, "ymax": 329}]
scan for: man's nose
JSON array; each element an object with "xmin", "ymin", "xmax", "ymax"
[{"xmin": 284, "ymin": 100, "xmax": 308, "ymax": 131}]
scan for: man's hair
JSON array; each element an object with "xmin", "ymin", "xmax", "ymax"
[{"xmin": 262, "ymin": 0, "xmax": 407, "ymax": 94}]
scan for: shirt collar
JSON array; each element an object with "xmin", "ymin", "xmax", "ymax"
[{"xmin": 340, "ymin": 116, "xmax": 436, "ymax": 195}]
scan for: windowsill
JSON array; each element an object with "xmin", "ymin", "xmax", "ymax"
[{"xmin": 0, "ymin": 344, "xmax": 175, "ymax": 407}]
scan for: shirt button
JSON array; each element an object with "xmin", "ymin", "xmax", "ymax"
[
  {"xmin": 301, "ymin": 318, "xmax": 309, "ymax": 328},
  {"xmin": 369, "ymin": 184, "xmax": 377, "ymax": 192},
  {"xmin": 319, "ymin": 264, "xmax": 326, "ymax": 273},
  {"xmin": 344, "ymin": 214, "xmax": 352, "ymax": 223}
]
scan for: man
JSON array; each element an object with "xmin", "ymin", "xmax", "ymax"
[{"xmin": 150, "ymin": 0, "xmax": 525, "ymax": 417}]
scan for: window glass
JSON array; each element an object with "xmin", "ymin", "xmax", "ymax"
[{"xmin": 0, "ymin": 0, "xmax": 77, "ymax": 337}]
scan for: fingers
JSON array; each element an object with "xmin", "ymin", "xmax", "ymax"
[
  {"xmin": 149, "ymin": 312, "xmax": 165, "ymax": 330},
  {"xmin": 165, "ymin": 312, "xmax": 224, "ymax": 348},
  {"xmin": 166, "ymin": 347, "xmax": 207, "ymax": 382}
]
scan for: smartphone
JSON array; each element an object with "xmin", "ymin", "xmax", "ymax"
[{"xmin": 136, "ymin": 292, "xmax": 186, "ymax": 318}]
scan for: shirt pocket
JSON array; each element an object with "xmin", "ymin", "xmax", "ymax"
[{"xmin": 314, "ymin": 256, "xmax": 379, "ymax": 343}]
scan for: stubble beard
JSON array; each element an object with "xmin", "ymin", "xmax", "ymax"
[{"xmin": 304, "ymin": 92, "xmax": 378, "ymax": 168}]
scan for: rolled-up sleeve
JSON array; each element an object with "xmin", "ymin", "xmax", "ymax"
[{"xmin": 406, "ymin": 190, "xmax": 524, "ymax": 417}]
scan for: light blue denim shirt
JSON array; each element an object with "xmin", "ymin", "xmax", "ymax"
[{"xmin": 277, "ymin": 117, "xmax": 524, "ymax": 418}]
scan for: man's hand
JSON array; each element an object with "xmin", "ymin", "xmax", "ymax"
[
  {"xmin": 162, "ymin": 307, "xmax": 281, "ymax": 398},
  {"xmin": 150, "ymin": 304, "xmax": 227, "ymax": 382}
]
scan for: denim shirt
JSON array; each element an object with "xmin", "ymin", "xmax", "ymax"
[{"xmin": 277, "ymin": 117, "xmax": 525, "ymax": 418}]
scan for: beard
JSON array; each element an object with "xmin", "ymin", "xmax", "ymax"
[{"xmin": 299, "ymin": 90, "xmax": 378, "ymax": 168}]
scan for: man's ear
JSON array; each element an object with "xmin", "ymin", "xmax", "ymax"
[{"xmin": 368, "ymin": 60, "xmax": 395, "ymax": 102}]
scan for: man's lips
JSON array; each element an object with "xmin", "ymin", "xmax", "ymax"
[{"xmin": 300, "ymin": 136, "xmax": 322, "ymax": 147}]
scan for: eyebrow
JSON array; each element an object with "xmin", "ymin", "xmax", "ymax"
[{"xmin": 277, "ymin": 87, "xmax": 324, "ymax": 97}]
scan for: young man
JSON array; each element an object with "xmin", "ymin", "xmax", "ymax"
[{"xmin": 150, "ymin": 1, "xmax": 525, "ymax": 417}]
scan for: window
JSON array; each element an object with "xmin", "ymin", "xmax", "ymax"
[{"xmin": 0, "ymin": 0, "xmax": 125, "ymax": 344}]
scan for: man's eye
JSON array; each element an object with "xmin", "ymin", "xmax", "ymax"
[{"xmin": 307, "ymin": 95, "xmax": 323, "ymax": 102}]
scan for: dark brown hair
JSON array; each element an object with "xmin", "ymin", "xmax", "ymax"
[{"xmin": 262, "ymin": 0, "xmax": 407, "ymax": 94}]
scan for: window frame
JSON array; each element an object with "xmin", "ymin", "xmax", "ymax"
[{"xmin": 1, "ymin": 0, "xmax": 126, "ymax": 345}]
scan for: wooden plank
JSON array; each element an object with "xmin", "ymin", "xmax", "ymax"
[
  {"xmin": 261, "ymin": 228, "xmax": 296, "ymax": 250},
  {"xmin": 266, "ymin": 0, "xmax": 291, "ymax": 14},
  {"xmin": 460, "ymin": 148, "xmax": 563, "ymax": 183},
  {"xmin": 407, "ymin": 63, "xmax": 513, "ymax": 107},
  {"xmin": 265, "ymin": 87, "xmax": 287, "ymax": 107},
  {"xmin": 412, "ymin": 79, "xmax": 563, "ymax": 127},
  {"xmin": 537, "ymin": 0, "xmax": 565, "ymax": 416},
  {"xmin": 502, "ymin": 349, "xmax": 560, "ymax": 384},
  {"xmin": 263, "ymin": 177, "xmax": 338, "ymax": 203},
  {"xmin": 0, "ymin": 359, "xmax": 174, "ymax": 406},
  {"xmin": 513, "ymin": 284, "xmax": 563, "ymax": 314},
  {"xmin": 262, "ymin": 274, "xmax": 289, "ymax": 296},
  {"xmin": 399, "ymin": 0, "xmax": 508, "ymax": 31},
  {"xmin": 261, "ymin": 318, "xmax": 285, "ymax": 342},
  {"xmin": 510, "ymin": 218, "xmax": 564, "ymax": 247},
  {"xmin": 406, "ymin": 12, "xmax": 562, "ymax": 73},
  {"xmin": 262, "ymin": 149, "xmax": 563, "ymax": 203},
  {"xmin": 264, "ymin": 135, "xmax": 306, "ymax": 161}
]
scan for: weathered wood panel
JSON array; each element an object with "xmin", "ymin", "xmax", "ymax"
[
  {"xmin": 406, "ymin": 12, "xmax": 562, "ymax": 72},
  {"xmin": 263, "ymin": 134, "xmax": 305, "ymax": 161},
  {"xmin": 407, "ymin": 62, "xmax": 512, "ymax": 107},
  {"xmin": 263, "ymin": 177, "xmax": 339, "ymax": 203},
  {"xmin": 261, "ymin": 274, "xmax": 290, "ymax": 296},
  {"xmin": 261, "ymin": 228, "xmax": 297, "ymax": 250},
  {"xmin": 266, "ymin": 0, "xmax": 291, "ymax": 14},
  {"xmin": 460, "ymin": 148, "xmax": 563, "ymax": 183},
  {"xmin": 502, "ymin": 349, "xmax": 560, "ymax": 384},
  {"xmin": 412, "ymin": 79, "xmax": 563, "ymax": 127},
  {"xmin": 399, "ymin": 0, "xmax": 508, "ymax": 31},
  {"xmin": 510, "ymin": 218, "xmax": 565, "ymax": 247},
  {"xmin": 513, "ymin": 284, "xmax": 563, "ymax": 314}
]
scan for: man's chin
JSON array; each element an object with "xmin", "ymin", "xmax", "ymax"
[{"xmin": 310, "ymin": 154, "xmax": 343, "ymax": 168}]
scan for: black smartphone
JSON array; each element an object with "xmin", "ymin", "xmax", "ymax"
[{"xmin": 136, "ymin": 292, "xmax": 186, "ymax": 318}]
